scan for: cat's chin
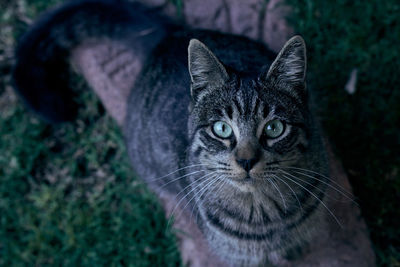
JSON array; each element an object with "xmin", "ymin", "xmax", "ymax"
[
  {"xmin": 226, "ymin": 176, "xmax": 257, "ymax": 193},
  {"xmin": 225, "ymin": 174, "xmax": 270, "ymax": 193}
]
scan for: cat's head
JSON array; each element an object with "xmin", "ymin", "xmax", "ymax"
[{"xmin": 187, "ymin": 36, "xmax": 312, "ymax": 192}]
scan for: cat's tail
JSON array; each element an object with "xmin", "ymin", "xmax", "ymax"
[{"xmin": 12, "ymin": 0, "xmax": 170, "ymax": 124}]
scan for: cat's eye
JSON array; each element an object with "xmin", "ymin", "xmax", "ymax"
[
  {"xmin": 265, "ymin": 119, "xmax": 285, "ymax": 139},
  {"xmin": 212, "ymin": 121, "xmax": 233, "ymax": 139}
]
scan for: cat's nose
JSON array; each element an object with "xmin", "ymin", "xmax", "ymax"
[
  {"xmin": 235, "ymin": 141, "xmax": 260, "ymax": 172},
  {"xmin": 236, "ymin": 158, "xmax": 259, "ymax": 172}
]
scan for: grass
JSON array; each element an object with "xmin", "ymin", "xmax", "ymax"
[
  {"xmin": 0, "ymin": 85, "xmax": 182, "ymax": 265},
  {"xmin": 288, "ymin": 0, "xmax": 400, "ymax": 265},
  {"xmin": 0, "ymin": 1, "xmax": 181, "ymax": 265},
  {"xmin": 0, "ymin": 0, "xmax": 399, "ymax": 266}
]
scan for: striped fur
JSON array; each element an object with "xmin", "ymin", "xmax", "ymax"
[{"xmin": 186, "ymin": 37, "xmax": 329, "ymax": 265}]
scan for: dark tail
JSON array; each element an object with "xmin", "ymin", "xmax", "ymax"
[{"xmin": 12, "ymin": 0, "xmax": 168, "ymax": 123}]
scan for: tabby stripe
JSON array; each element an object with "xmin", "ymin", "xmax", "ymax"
[
  {"xmin": 271, "ymin": 129, "xmax": 299, "ymax": 154},
  {"xmin": 252, "ymin": 98, "xmax": 261, "ymax": 116},
  {"xmin": 248, "ymin": 204, "xmax": 254, "ymax": 223},
  {"xmin": 204, "ymin": 176, "xmax": 328, "ymax": 240},
  {"xmin": 242, "ymin": 91, "xmax": 253, "ymax": 116},
  {"xmin": 207, "ymin": 182, "xmax": 320, "ymax": 227},
  {"xmin": 217, "ymin": 205, "xmax": 248, "ymax": 222},
  {"xmin": 276, "ymin": 89, "xmax": 305, "ymax": 110},
  {"xmin": 205, "ymin": 210, "xmax": 275, "ymax": 241},
  {"xmin": 262, "ymin": 104, "xmax": 270, "ymax": 118},
  {"xmin": 259, "ymin": 204, "xmax": 271, "ymax": 223},
  {"xmin": 225, "ymin": 105, "xmax": 233, "ymax": 120},
  {"xmin": 270, "ymin": 197, "xmax": 286, "ymax": 217},
  {"xmin": 232, "ymin": 97, "xmax": 244, "ymax": 116},
  {"xmin": 193, "ymin": 146, "xmax": 202, "ymax": 157},
  {"xmin": 205, "ymin": 190, "xmax": 324, "ymax": 241},
  {"xmin": 213, "ymin": 108, "xmax": 224, "ymax": 117},
  {"xmin": 199, "ymin": 132, "xmax": 226, "ymax": 151},
  {"xmin": 189, "ymin": 124, "xmax": 209, "ymax": 143}
]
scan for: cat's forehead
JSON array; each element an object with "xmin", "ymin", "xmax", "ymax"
[{"xmin": 195, "ymin": 78, "xmax": 304, "ymax": 124}]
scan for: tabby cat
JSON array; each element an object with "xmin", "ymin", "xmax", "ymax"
[{"xmin": 13, "ymin": 0, "xmax": 334, "ymax": 265}]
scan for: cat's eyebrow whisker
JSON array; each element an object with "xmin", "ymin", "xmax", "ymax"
[
  {"xmin": 271, "ymin": 174, "xmax": 303, "ymax": 211},
  {"xmin": 279, "ymin": 170, "xmax": 343, "ymax": 228},
  {"xmin": 281, "ymin": 166, "xmax": 354, "ymax": 197},
  {"xmin": 148, "ymin": 163, "xmax": 208, "ymax": 182},
  {"xmin": 281, "ymin": 168, "xmax": 357, "ymax": 204},
  {"xmin": 268, "ymin": 177, "xmax": 287, "ymax": 213}
]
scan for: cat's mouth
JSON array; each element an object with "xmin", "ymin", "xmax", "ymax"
[
  {"xmin": 239, "ymin": 174, "xmax": 253, "ymax": 183},
  {"xmin": 226, "ymin": 174, "xmax": 260, "ymax": 192},
  {"xmin": 226, "ymin": 171, "xmax": 278, "ymax": 192}
]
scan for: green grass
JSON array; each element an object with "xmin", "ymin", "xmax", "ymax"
[
  {"xmin": 0, "ymin": 0, "xmax": 399, "ymax": 266},
  {"xmin": 0, "ymin": 89, "xmax": 181, "ymax": 266},
  {"xmin": 0, "ymin": 89, "xmax": 182, "ymax": 265},
  {"xmin": 288, "ymin": 0, "xmax": 400, "ymax": 265},
  {"xmin": 0, "ymin": 2, "xmax": 181, "ymax": 265}
]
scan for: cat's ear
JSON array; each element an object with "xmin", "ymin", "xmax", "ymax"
[
  {"xmin": 261, "ymin": 36, "xmax": 307, "ymax": 98},
  {"xmin": 188, "ymin": 39, "xmax": 229, "ymax": 100}
]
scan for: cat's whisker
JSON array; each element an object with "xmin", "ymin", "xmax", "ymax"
[
  {"xmin": 171, "ymin": 174, "xmax": 221, "ymax": 226},
  {"xmin": 167, "ymin": 171, "xmax": 218, "ymax": 220},
  {"xmin": 268, "ymin": 177, "xmax": 287, "ymax": 213},
  {"xmin": 271, "ymin": 174, "xmax": 303, "ymax": 211},
  {"xmin": 188, "ymin": 174, "xmax": 224, "ymax": 223},
  {"xmin": 281, "ymin": 170, "xmax": 357, "ymax": 204},
  {"xmin": 207, "ymin": 167, "xmax": 232, "ymax": 172},
  {"xmin": 281, "ymin": 168, "xmax": 357, "ymax": 204},
  {"xmin": 279, "ymin": 170, "xmax": 343, "ymax": 228},
  {"xmin": 172, "ymin": 171, "xmax": 218, "ymax": 203},
  {"xmin": 292, "ymin": 170, "xmax": 355, "ymax": 201},
  {"xmin": 281, "ymin": 166, "xmax": 354, "ymax": 197},
  {"xmin": 279, "ymin": 171, "xmax": 345, "ymax": 204},
  {"xmin": 194, "ymin": 175, "xmax": 228, "ymax": 224},
  {"xmin": 148, "ymin": 163, "xmax": 208, "ymax": 182},
  {"xmin": 184, "ymin": 174, "xmax": 222, "ymax": 214},
  {"xmin": 158, "ymin": 170, "xmax": 205, "ymax": 190},
  {"xmin": 166, "ymin": 172, "xmax": 219, "ymax": 229}
]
